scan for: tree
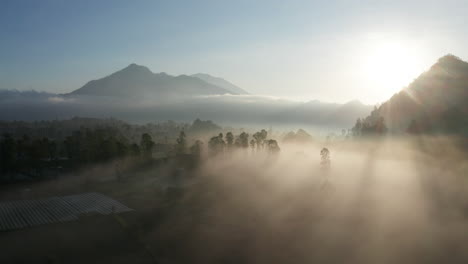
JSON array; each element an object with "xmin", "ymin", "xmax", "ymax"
[
  {"xmin": 140, "ymin": 133, "xmax": 155, "ymax": 159},
  {"xmin": 352, "ymin": 118, "xmax": 362, "ymax": 137},
  {"xmin": 190, "ymin": 140, "xmax": 203, "ymax": 156},
  {"xmin": 373, "ymin": 117, "xmax": 386, "ymax": 134},
  {"xmin": 208, "ymin": 133, "xmax": 225, "ymax": 156},
  {"xmin": 320, "ymin": 147, "xmax": 331, "ymax": 169},
  {"xmin": 250, "ymin": 139, "xmax": 256, "ymax": 151},
  {"xmin": 253, "ymin": 129, "xmax": 267, "ymax": 149},
  {"xmin": 226, "ymin": 132, "xmax": 234, "ymax": 148},
  {"xmin": 129, "ymin": 143, "xmax": 140, "ymax": 156},
  {"xmin": 265, "ymin": 139, "xmax": 280, "ymax": 153},
  {"xmin": 235, "ymin": 132, "xmax": 249, "ymax": 148},
  {"xmin": 176, "ymin": 131, "xmax": 187, "ymax": 154}
]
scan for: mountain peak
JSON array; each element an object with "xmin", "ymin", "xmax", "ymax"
[
  {"xmin": 437, "ymin": 54, "xmax": 463, "ymax": 64},
  {"xmin": 121, "ymin": 63, "xmax": 152, "ymax": 74},
  {"xmin": 344, "ymin": 99, "xmax": 365, "ymax": 106},
  {"xmin": 430, "ymin": 54, "xmax": 468, "ymax": 74},
  {"xmin": 69, "ymin": 64, "xmax": 235, "ymax": 97}
]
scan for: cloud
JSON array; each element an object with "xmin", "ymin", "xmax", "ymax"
[
  {"xmin": 0, "ymin": 90, "xmax": 371, "ymax": 130},
  {"xmin": 47, "ymin": 96, "xmax": 74, "ymax": 103}
]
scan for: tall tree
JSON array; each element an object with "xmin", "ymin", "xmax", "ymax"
[
  {"xmin": 208, "ymin": 133, "xmax": 225, "ymax": 155},
  {"xmin": 190, "ymin": 140, "xmax": 203, "ymax": 156},
  {"xmin": 176, "ymin": 131, "xmax": 187, "ymax": 154},
  {"xmin": 265, "ymin": 139, "xmax": 280, "ymax": 153},
  {"xmin": 140, "ymin": 133, "xmax": 155, "ymax": 159},
  {"xmin": 250, "ymin": 139, "xmax": 256, "ymax": 151},
  {"xmin": 226, "ymin": 132, "xmax": 234, "ymax": 148},
  {"xmin": 253, "ymin": 129, "xmax": 267, "ymax": 149},
  {"xmin": 236, "ymin": 132, "xmax": 249, "ymax": 148},
  {"xmin": 352, "ymin": 118, "xmax": 362, "ymax": 137}
]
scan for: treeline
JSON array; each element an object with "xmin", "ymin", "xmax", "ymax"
[
  {"xmin": 0, "ymin": 117, "xmax": 222, "ymax": 146},
  {"xmin": 153, "ymin": 129, "xmax": 280, "ymax": 157},
  {"xmin": 0, "ymin": 127, "xmax": 142, "ymax": 179},
  {"xmin": 0, "ymin": 118, "xmax": 279, "ymax": 182},
  {"xmin": 351, "ymin": 106, "xmax": 388, "ymax": 137},
  {"xmin": 351, "ymin": 105, "xmax": 468, "ymax": 137},
  {"xmin": 205, "ymin": 129, "xmax": 280, "ymax": 155},
  {"xmin": 0, "ymin": 117, "xmax": 218, "ymax": 180}
]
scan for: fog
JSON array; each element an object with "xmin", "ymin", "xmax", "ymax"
[
  {"xmin": 151, "ymin": 137, "xmax": 467, "ymax": 263},
  {"xmin": 0, "ymin": 90, "xmax": 371, "ymax": 130},
  {"xmin": 3, "ymin": 135, "xmax": 466, "ymax": 263}
]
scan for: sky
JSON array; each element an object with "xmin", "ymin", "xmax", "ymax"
[{"xmin": 1, "ymin": 0, "xmax": 467, "ymax": 104}]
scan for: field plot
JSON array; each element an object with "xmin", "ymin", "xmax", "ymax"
[{"xmin": 0, "ymin": 192, "xmax": 133, "ymax": 231}]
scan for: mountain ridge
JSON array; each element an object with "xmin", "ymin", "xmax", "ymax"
[
  {"xmin": 191, "ymin": 73, "xmax": 248, "ymax": 94},
  {"xmin": 69, "ymin": 64, "xmax": 240, "ymax": 98}
]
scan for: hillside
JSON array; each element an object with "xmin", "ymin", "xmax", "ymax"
[
  {"xmin": 191, "ymin": 73, "xmax": 249, "ymax": 94},
  {"xmin": 354, "ymin": 54, "xmax": 468, "ymax": 135}
]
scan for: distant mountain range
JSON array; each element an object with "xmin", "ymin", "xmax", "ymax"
[
  {"xmin": 69, "ymin": 64, "xmax": 247, "ymax": 98},
  {"xmin": 0, "ymin": 62, "xmax": 374, "ymax": 129},
  {"xmin": 356, "ymin": 54, "xmax": 468, "ymax": 135},
  {"xmin": 3, "ymin": 55, "xmax": 467, "ymax": 133}
]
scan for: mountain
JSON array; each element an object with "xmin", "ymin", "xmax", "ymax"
[
  {"xmin": 354, "ymin": 54, "xmax": 468, "ymax": 135},
  {"xmin": 191, "ymin": 73, "xmax": 248, "ymax": 94},
  {"xmin": 1, "ymin": 64, "xmax": 370, "ymax": 129},
  {"xmin": 69, "ymin": 64, "xmax": 236, "ymax": 98}
]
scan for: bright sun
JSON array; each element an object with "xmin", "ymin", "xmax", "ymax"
[{"xmin": 362, "ymin": 40, "xmax": 425, "ymax": 100}]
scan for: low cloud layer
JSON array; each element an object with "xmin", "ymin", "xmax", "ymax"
[{"xmin": 0, "ymin": 90, "xmax": 372, "ymax": 130}]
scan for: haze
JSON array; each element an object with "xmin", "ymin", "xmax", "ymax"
[
  {"xmin": 2, "ymin": 0, "xmax": 468, "ymax": 103},
  {"xmin": 1, "ymin": 1, "xmax": 468, "ymax": 263}
]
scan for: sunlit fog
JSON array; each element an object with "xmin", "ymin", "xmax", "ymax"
[{"xmin": 1, "ymin": 1, "xmax": 468, "ymax": 264}]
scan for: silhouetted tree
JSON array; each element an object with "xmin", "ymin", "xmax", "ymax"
[
  {"xmin": 226, "ymin": 132, "xmax": 234, "ymax": 148},
  {"xmin": 140, "ymin": 133, "xmax": 155, "ymax": 159},
  {"xmin": 253, "ymin": 129, "xmax": 267, "ymax": 149},
  {"xmin": 352, "ymin": 118, "xmax": 362, "ymax": 137},
  {"xmin": 129, "ymin": 143, "xmax": 141, "ymax": 156},
  {"xmin": 208, "ymin": 133, "xmax": 225, "ymax": 155},
  {"xmin": 190, "ymin": 140, "xmax": 203, "ymax": 156},
  {"xmin": 265, "ymin": 139, "xmax": 280, "ymax": 153},
  {"xmin": 353, "ymin": 116, "xmax": 387, "ymax": 137},
  {"xmin": 375, "ymin": 117, "xmax": 387, "ymax": 134},
  {"xmin": 176, "ymin": 131, "xmax": 187, "ymax": 154},
  {"xmin": 235, "ymin": 132, "xmax": 249, "ymax": 148},
  {"xmin": 320, "ymin": 147, "xmax": 330, "ymax": 169}
]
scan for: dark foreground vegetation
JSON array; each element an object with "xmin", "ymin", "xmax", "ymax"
[
  {"xmin": 0, "ymin": 134, "xmax": 467, "ymax": 263},
  {"xmin": 0, "ymin": 118, "xmax": 281, "ymax": 183}
]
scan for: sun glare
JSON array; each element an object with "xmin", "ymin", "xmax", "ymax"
[{"xmin": 362, "ymin": 40, "xmax": 425, "ymax": 100}]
